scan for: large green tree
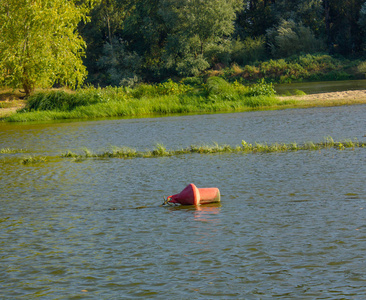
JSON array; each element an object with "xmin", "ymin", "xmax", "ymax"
[
  {"xmin": 0, "ymin": 0, "xmax": 92, "ymax": 96},
  {"xmin": 235, "ymin": 0, "xmax": 275, "ymax": 38},
  {"xmin": 122, "ymin": 0, "xmax": 168, "ymax": 81},
  {"xmin": 271, "ymin": 0, "xmax": 324, "ymax": 35},
  {"xmin": 159, "ymin": 0, "xmax": 243, "ymax": 76},
  {"xmin": 79, "ymin": 0, "xmax": 134, "ymax": 85}
]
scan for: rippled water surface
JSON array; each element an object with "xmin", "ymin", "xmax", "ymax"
[{"xmin": 1, "ymin": 105, "xmax": 366, "ymax": 299}]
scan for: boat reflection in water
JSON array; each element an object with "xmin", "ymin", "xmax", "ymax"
[{"xmin": 193, "ymin": 203, "xmax": 221, "ymax": 223}]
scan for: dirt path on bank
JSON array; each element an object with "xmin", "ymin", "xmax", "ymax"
[{"xmin": 0, "ymin": 101, "xmax": 26, "ymax": 118}]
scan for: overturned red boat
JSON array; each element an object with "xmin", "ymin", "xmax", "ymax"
[{"xmin": 167, "ymin": 183, "xmax": 220, "ymax": 205}]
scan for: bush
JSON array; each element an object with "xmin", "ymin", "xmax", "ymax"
[
  {"xmin": 231, "ymin": 36, "xmax": 267, "ymax": 65},
  {"xmin": 205, "ymin": 40, "xmax": 232, "ymax": 66},
  {"xmin": 26, "ymin": 91, "xmax": 86, "ymax": 111},
  {"xmin": 155, "ymin": 79, "xmax": 193, "ymax": 95},
  {"xmin": 26, "ymin": 86, "xmax": 129, "ymax": 111},
  {"xmin": 130, "ymin": 80, "xmax": 193, "ymax": 99},
  {"xmin": 97, "ymin": 38, "xmax": 142, "ymax": 87},
  {"xmin": 206, "ymin": 77, "xmax": 232, "ymax": 95},
  {"xmin": 176, "ymin": 54, "xmax": 210, "ymax": 77},
  {"xmin": 180, "ymin": 77, "xmax": 204, "ymax": 87},
  {"xmin": 247, "ymin": 80, "xmax": 276, "ymax": 97},
  {"xmin": 130, "ymin": 84, "xmax": 157, "ymax": 99},
  {"xmin": 267, "ymin": 19, "xmax": 325, "ymax": 58},
  {"xmin": 357, "ymin": 61, "xmax": 366, "ymax": 78}
]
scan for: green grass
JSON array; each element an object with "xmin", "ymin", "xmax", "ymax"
[
  {"xmin": 4, "ymin": 79, "xmax": 281, "ymax": 122},
  {"xmin": 5, "ymin": 94, "xmax": 281, "ymax": 122}
]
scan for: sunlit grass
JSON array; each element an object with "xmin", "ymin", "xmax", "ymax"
[
  {"xmin": 4, "ymin": 79, "xmax": 281, "ymax": 122},
  {"xmin": 5, "ymin": 95, "xmax": 281, "ymax": 122}
]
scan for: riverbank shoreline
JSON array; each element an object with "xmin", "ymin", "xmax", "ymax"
[{"xmin": 1, "ymin": 89, "xmax": 366, "ymax": 120}]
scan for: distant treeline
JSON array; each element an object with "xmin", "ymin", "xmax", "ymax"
[
  {"xmin": 2, "ymin": 0, "xmax": 366, "ymax": 96},
  {"xmin": 79, "ymin": 0, "xmax": 366, "ymax": 86}
]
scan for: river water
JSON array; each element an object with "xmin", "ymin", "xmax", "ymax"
[{"xmin": 1, "ymin": 104, "xmax": 366, "ymax": 299}]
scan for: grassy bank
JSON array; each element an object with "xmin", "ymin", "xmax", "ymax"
[
  {"xmin": 2, "ymin": 54, "xmax": 366, "ymax": 123},
  {"xmin": 3, "ymin": 78, "xmax": 283, "ymax": 122}
]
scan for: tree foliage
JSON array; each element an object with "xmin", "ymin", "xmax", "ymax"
[
  {"xmin": 2, "ymin": 0, "xmax": 366, "ymax": 91},
  {"xmin": 267, "ymin": 19, "xmax": 325, "ymax": 58},
  {"xmin": 79, "ymin": 0, "xmax": 134, "ymax": 84},
  {"xmin": 159, "ymin": 0, "xmax": 243, "ymax": 76},
  {"xmin": 0, "ymin": 0, "xmax": 92, "ymax": 95}
]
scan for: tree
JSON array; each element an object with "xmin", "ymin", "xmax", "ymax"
[
  {"xmin": 159, "ymin": 0, "xmax": 243, "ymax": 76},
  {"xmin": 358, "ymin": 2, "xmax": 366, "ymax": 43},
  {"xmin": 235, "ymin": 0, "xmax": 276, "ymax": 38},
  {"xmin": 122, "ymin": 0, "xmax": 168, "ymax": 81},
  {"xmin": 266, "ymin": 19, "xmax": 325, "ymax": 58},
  {"xmin": 323, "ymin": 0, "xmax": 364, "ymax": 55},
  {"xmin": 79, "ymin": 0, "xmax": 134, "ymax": 85},
  {"xmin": 97, "ymin": 38, "xmax": 142, "ymax": 86},
  {"xmin": 271, "ymin": 0, "xmax": 324, "ymax": 35},
  {"xmin": 0, "ymin": 0, "xmax": 92, "ymax": 96}
]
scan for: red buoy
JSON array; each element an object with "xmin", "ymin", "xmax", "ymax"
[{"xmin": 167, "ymin": 183, "xmax": 220, "ymax": 205}]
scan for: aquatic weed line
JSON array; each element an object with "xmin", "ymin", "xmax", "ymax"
[
  {"xmin": 2, "ymin": 137, "xmax": 364, "ymax": 165},
  {"xmin": 58, "ymin": 137, "xmax": 366, "ymax": 160}
]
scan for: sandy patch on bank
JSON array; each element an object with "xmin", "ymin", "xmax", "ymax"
[{"xmin": 279, "ymin": 89, "xmax": 366, "ymax": 103}]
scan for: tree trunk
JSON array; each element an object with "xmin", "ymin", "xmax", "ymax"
[{"xmin": 323, "ymin": 0, "xmax": 332, "ymax": 52}]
